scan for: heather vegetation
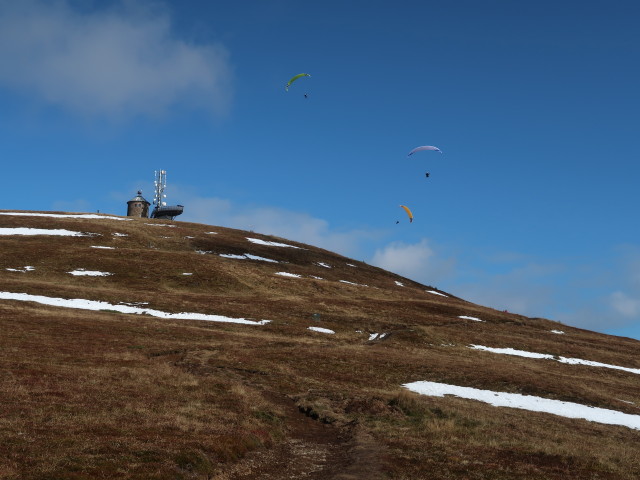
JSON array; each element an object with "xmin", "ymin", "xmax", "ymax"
[{"xmin": 0, "ymin": 212, "xmax": 638, "ymax": 479}]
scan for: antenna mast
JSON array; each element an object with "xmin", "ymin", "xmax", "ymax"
[
  {"xmin": 150, "ymin": 169, "xmax": 184, "ymax": 220},
  {"xmin": 153, "ymin": 170, "xmax": 167, "ymax": 208}
]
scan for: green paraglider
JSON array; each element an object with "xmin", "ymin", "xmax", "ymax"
[{"xmin": 285, "ymin": 73, "xmax": 311, "ymax": 91}]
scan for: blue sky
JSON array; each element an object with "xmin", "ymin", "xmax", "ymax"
[{"xmin": 0, "ymin": 0, "xmax": 639, "ymax": 340}]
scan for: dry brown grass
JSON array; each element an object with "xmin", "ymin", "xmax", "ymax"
[{"xmin": 1, "ymin": 211, "xmax": 639, "ymax": 479}]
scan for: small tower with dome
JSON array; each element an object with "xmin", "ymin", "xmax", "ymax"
[{"xmin": 126, "ymin": 191, "xmax": 150, "ymax": 218}]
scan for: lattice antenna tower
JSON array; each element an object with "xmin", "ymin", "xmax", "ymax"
[{"xmin": 153, "ymin": 170, "xmax": 168, "ymax": 208}]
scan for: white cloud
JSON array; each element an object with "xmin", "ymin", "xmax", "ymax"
[
  {"xmin": 174, "ymin": 191, "xmax": 381, "ymax": 257},
  {"xmin": 370, "ymin": 239, "xmax": 454, "ymax": 285},
  {"xmin": 452, "ymin": 261, "xmax": 562, "ymax": 315},
  {"xmin": 0, "ymin": 1, "xmax": 233, "ymax": 119},
  {"xmin": 609, "ymin": 291, "xmax": 640, "ymax": 318}
]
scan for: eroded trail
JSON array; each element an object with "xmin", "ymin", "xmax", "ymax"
[{"xmin": 220, "ymin": 393, "xmax": 386, "ymax": 480}]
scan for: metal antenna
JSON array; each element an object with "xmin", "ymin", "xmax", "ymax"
[
  {"xmin": 150, "ymin": 169, "xmax": 183, "ymax": 220},
  {"xmin": 153, "ymin": 170, "xmax": 167, "ymax": 207}
]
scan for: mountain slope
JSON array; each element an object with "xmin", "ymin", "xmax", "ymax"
[{"xmin": 1, "ymin": 211, "xmax": 638, "ymax": 479}]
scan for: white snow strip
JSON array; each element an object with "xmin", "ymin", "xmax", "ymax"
[
  {"xmin": 339, "ymin": 280, "xmax": 368, "ymax": 287},
  {"xmin": 347, "ymin": 263, "xmax": 357, "ymax": 267},
  {"xmin": 145, "ymin": 223, "xmax": 176, "ymax": 227},
  {"xmin": 68, "ymin": 269, "xmax": 112, "ymax": 277},
  {"xmin": 316, "ymin": 262, "xmax": 332, "ymax": 268},
  {"xmin": 459, "ymin": 315, "xmax": 483, "ymax": 322},
  {"xmin": 219, "ymin": 253, "xmax": 279, "ymax": 263},
  {"xmin": 310, "ymin": 276, "xmax": 324, "ymax": 280},
  {"xmin": 182, "ymin": 273, "xmax": 193, "ymax": 276},
  {"xmin": 308, "ymin": 326, "xmax": 335, "ymax": 334},
  {"xmin": 245, "ymin": 254, "xmax": 279, "ymax": 263},
  {"xmin": 112, "ymin": 233, "xmax": 128, "ymax": 237},
  {"xmin": 196, "ymin": 250, "xmax": 212, "ymax": 255},
  {"xmin": 469, "ymin": 345, "xmax": 640, "ymax": 375},
  {"xmin": 91, "ymin": 246, "xmax": 115, "ymax": 250},
  {"xmin": 403, "ymin": 380, "xmax": 640, "ymax": 431},
  {"xmin": 0, "ymin": 228, "xmax": 90, "ymax": 236},
  {"xmin": 246, "ymin": 237, "xmax": 302, "ymax": 248},
  {"xmin": 275, "ymin": 272, "xmax": 302, "ymax": 278},
  {"xmin": 395, "ymin": 281, "xmax": 404, "ymax": 287},
  {"xmin": 551, "ymin": 330, "xmax": 565, "ymax": 334},
  {"xmin": 205, "ymin": 231, "xmax": 218, "ymax": 235},
  {"xmin": 6, "ymin": 266, "xmax": 35, "ymax": 273},
  {"xmin": 0, "ymin": 292, "xmax": 270, "ymax": 326},
  {"xmin": 369, "ymin": 333, "xmax": 390, "ymax": 341},
  {"xmin": 427, "ymin": 290, "xmax": 448, "ymax": 297},
  {"xmin": 0, "ymin": 212, "xmax": 128, "ymax": 221}
]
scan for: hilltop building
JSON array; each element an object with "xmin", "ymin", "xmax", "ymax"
[
  {"xmin": 126, "ymin": 191, "xmax": 150, "ymax": 218},
  {"xmin": 125, "ymin": 170, "xmax": 183, "ymax": 220}
]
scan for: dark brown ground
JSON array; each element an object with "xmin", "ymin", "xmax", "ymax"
[{"xmin": 0, "ymin": 211, "xmax": 638, "ymax": 479}]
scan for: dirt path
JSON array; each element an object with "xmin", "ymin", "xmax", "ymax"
[{"xmin": 218, "ymin": 393, "xmax": 386, "ymax": 480}]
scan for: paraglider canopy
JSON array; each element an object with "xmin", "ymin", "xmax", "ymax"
[
  {"xmin": 400, "ymin": 205, "xmax": 413, "ymax": 223},
  {"xmin": 408, "ymin": 145, "xmax": 442, "ymax": 156},
  {"xmin": 285, "ymin": 73, "xmax": 311, "ymax": 91}
]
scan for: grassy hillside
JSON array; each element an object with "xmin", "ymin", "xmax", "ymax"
[{"xmin": 1, "ymin": 211, "xmax": 638, "ymax": 479}]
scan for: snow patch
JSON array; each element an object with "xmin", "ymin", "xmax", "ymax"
[
  {"xmin": 275, "ymin": 272, "xmax": 302, "ymax": 278},
  {"xmin": 340, "ymin": 280, "xmax": 368, "ymax": 287},
  {"xmin": 68, "ymin": 269, "xmax": 112, "ymax": 277},
  {"xmin": 246, "ymin": 237, "xmax": 302, "ymax": 249},
  {"xmin": 0, "ymin": 212, "xmax": 128, "ymax": 221},
  {"xmin": 308, "ymin": 326, "xmax": 335, "ymax": 334},
  {"xmin": 369, "ymin": 333, "xmax": 388, "ymax": 341},
  {"xmin": 0, "ymin": 228, "xmax": 91, "ymax": 236},
  {"xmin": 0, "ymin": 291, "xmax": 271, "ymax": 326},
  {"xmin": 403, "ymin": 380, "xmax": 640, "ymax": 431},
  {"xmin": 219, "ymin": 253, "xmax": 279, "ymax": 263},
  {"xmin": 427, "ymin": 290, "xmax": 448, "ymax": 297},
  {"xmin": 469, "ymin": 345, "xmax": 640, "ymax": 375},
  {"xmin": 459, "ymin": 315, "xmax": 483, "ymax": 322},
  {"xmin": 6, "ymin": 266, "xmax": 35, "ymax": 273},
  {"xmin": 316, "ymin": 262, "xmax": 332, "ymax": 268},
  {"xmin": 91, "ymin": 246, "xmax": 115, "ymax": 250},
  {"xmin": 395, "ymin": 281, "xmax": 404, "ymax": 287},
  {"xmin": 145, "ymin": 223, "xmax": 175, "ymax": 227},
  {"xmin": 551, "ymin": 330, "xmax": 565, "ymax": 334}
]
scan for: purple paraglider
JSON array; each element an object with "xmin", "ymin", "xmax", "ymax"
[{"xmin": 408, "ymin": 145, "xmax": 443, "ymax": 156}]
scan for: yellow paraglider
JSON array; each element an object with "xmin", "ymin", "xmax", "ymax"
[{"xmin": 400, "ymin": 205, "xmax": 413, "ymax": 223}]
